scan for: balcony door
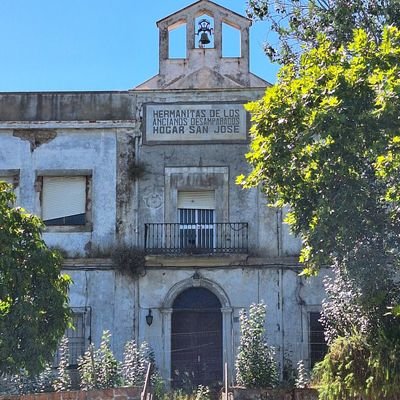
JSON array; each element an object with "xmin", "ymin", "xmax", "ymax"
[{"xmin": 178, "ymin": 191, "xmax": 215, "ymax": 252}]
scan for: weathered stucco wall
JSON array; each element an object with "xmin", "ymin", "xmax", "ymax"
[
  {"xmin": 121, "ymin": 88, "xmax": 303, "ymax": 258},
  {"xmin": 136, "ymin": 267, "xmax": 328, "ymax": 382},
  {"xmin": 0, "ymin": 87, "xmax": 314, "ymax": 385},
  {"xmin": 0, "ymin": 0, "xmax": 328, "ymax": 389},
  {"xmin": 0, "ymin": 92, "xmax": 134, "ymax": 121},
  {"xmin": 0, "ymin": 127, "xmax": 118, "ymax": 255}
]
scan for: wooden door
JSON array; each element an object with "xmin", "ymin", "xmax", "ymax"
[{"xmin": 171, "ymin": 288, "xmax": 222, "ymax": 389}]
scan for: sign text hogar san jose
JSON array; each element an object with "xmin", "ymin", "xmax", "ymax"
[{"xmin": 145, "ymin": 103, "xmax": 247, "ymax": 142}]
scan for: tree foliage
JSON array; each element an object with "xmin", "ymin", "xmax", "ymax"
[
  {"xmin": 238, "ymin": 26, "xmax": 400, "ymax": 398},
  {"xmin": 239, "ymin": 26, "xmax": 400, "ymax": 277},
  {"xmin": 246, "ymin": 0, "xmax": 400, "ymax": 64},
  {"xmin": 235, "ymin": 302, "xmax": 278, "ymax": 388},
  {"xmin": 0, "ymin": 182, "xmax": 71, "ymax": 375}
]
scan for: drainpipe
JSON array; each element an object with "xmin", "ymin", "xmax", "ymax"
[
  {"xmin": 276, "ymin": 208, "xmax": 285, "ymax": 378},
  {"xmin": 134, "ymin": 135, "xmax": 140, "ymax": 247},
  {"xmin": 133, "ymin": 134, "xmax": 140, "ymax": 341},
  {"xmin": 276, "ymin": 208, "xmax": 282, "ymax": 257},
  {"xmin": 279, "ymin": 267, "xmax": 284, "ymax": 380}
]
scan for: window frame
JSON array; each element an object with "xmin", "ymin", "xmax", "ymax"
[
  {"xmin": 54, "ymin": 306, "xmax": 91, "ymax": 369},
  {"xmin": 36, "ymin": 170, "xmax": 92, "ymax": 232},
  {"xmin": 178, "ymin": 207, "xmax": 216, "ymax": 250},
  {"xmin": 0, "ymin": 169, "xmax": 20, "ymax": 196},
  {"xmin": 308, "ymin": 311, "xmax": 327, "ymax": 368}
]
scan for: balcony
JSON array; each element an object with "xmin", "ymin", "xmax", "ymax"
[{"xmin": 144, "ymin": 222, "xmax": 248, "ymax": 255}]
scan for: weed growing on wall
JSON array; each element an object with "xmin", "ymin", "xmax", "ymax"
[
  {"xmin": 111, "ymin": 245, "xmax": 146, "ymax": 279},
  {"xmin": 235, "ymin": 302, "xmax": 278, "ymax": 388}
]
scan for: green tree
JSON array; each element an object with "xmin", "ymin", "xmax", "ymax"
[
  {"xmin": 238, "ymin": 26, "xmax": 400, "ymax": 398},
  {"xmin": 0, "ymin": 182, "xmax": 71, "ymax": 375},
  {"xmin": 246, "ymin": 0, "xmax": 400, "ymax": 64},
  {"xmin": 236, "ymin": 302, "xmax": 278, "ymax": 388}
]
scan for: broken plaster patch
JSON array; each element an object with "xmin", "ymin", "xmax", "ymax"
[{"xmin": 13, "ymin": 129, "xmax": 57, "ymax": 151}]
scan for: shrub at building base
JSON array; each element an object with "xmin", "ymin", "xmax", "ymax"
[
  {"xmin": 0, "ymin": 331, "xmax": 155, "ymax": 395},
  {"xmin": 78, "ymin": 331, "xmax": 120, "ymax": 390},
  {"xmin": 235, "ymin": 302, "xmax": 278, "ymax": 388},
  {"xmin": 314, "ymin": 327, "xmax": 400, "ymax": 400},
  {"xmin": 78, "ymin": 330, "xmax": 155, "ymax": 391},
  {"xmin": 229, "ymin": 387, "xmax": 318, "ymax": 400},
  {"xmin": 0, "ymin": 337, "xmax": 71, "ymax": 395}
]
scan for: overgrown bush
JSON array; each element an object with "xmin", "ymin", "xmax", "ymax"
[
  {"xmin": 294, "ymin": 360, "xmax": 310, "ymax": 389},
  {"xmin": 0, "ymin": 332, "xmax": 157, "ymax": 395},
  {"xmin": 121, "ymin": 340, "xmax": 154, "ymax": 386},
  {"xmin": 78, "ymin": 330, "xmax": 120, "ymax": 390},
  {"xmin": 0, "ymin": 337, "xmax": 71, "ymax": 395},
  {"xmin": 78, "ymin": 330, "xmax": 157, "ymax": 391},
  {"xmin": 156, "ymin": 385, "xmax": 210, "ymax": 400},
  {"xmin": 314, "ymin": 325, "xmax": 400, "ymax": 400},
  {"xmin": 53, "ymin": 336, "xmax": 71, "ymax": 391},
  {"xmin": 315, "ymin": 259, "xmax": 400, "ymax": 400},
  {"xmin": 235, "ymin": 302, "xmax": 278, "ymax": 388}
]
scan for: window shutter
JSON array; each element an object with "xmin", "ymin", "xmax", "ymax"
[
  {"xmin": 177, "ymin": 191, "xmax": 215, "ymax": 209},
  {"xmin": 42, "ymin": 176, "xmax": 86, "ymax": 221}
]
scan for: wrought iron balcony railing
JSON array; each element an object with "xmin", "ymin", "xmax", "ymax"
[{"xmin": 144, "ymin": 222, "xmax": 248, "ymax": 255}]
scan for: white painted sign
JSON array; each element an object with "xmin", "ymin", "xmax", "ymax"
[{"xmin": 145, "ymin": 103, "xmax": 247, "ymax": 142}]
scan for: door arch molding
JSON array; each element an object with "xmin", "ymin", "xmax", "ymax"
[
  {"xmin": 160, "ymin": 276, "xmax": 233, "ymax": 388},
  {"xmin": 162, "ymin": 276, "xmax": 231, "ymax": 309}
]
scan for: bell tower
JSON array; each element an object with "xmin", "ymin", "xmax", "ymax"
[{"xmin": 136, "ymin": 0, "xmax": 267, "ymax": 90}]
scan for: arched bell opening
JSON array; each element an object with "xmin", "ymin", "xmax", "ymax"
[{"xmin": 195, "ymin": 14, "xmax": 215, "ymax": 49}]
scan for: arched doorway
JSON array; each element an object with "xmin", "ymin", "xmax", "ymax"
[{"xmin": 171, "ymin": 287, "xmax": 222, "ymax": 389}]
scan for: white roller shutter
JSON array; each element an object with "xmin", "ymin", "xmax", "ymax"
[
  {"xmin": 177, "ymin": 191, "xmax": 215, "ymax": 209},
  {"xmin": 42, "ymin": 176, "xmax": 86, "ymax": 221}
]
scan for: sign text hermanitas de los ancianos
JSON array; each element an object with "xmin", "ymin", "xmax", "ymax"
[{"xmin": 144, "ymin": 103, "xmax": 248, "ymax": 142}]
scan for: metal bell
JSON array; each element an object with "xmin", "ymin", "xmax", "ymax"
[{"xmin": 199, "ymin": 32, "xmax": 210, "ymax": 45}]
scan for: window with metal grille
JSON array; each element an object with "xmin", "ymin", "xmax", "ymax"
[
  {"xmin": 178, "ymin": 191, "xmax": 215, "ymax": 250},
  {"xmin": 309, "ymin": 312, "xmax": 327, "ymax": 367},
  {"xmin": 55, "ymin": 307, "xmax": 90, "ymax": 367}
]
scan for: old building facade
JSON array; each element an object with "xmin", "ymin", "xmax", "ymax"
[{"xmin": 0, "ymin": 0, "xmax": 327, "ymax": 388}]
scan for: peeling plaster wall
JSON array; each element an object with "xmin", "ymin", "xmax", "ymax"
[
  {"xmin": 0, "ymin": 128, "xmax": 118, "ymax": 256},
  {"xmin": 127, "ymin": 89, "xmax": 303, "ymax": 257},
  {"xmin": 66, "ymin": 268, "xmax": 136, "ymax": 360},
  {"xmin": 0, "ymin": 88, "xmax": 314, "ymax": 381},
  {"xmin": 0, "ymin": 92, "xmax": 133, "ymax": 121},
  {"xmin": 136, "ymin": 267, "xmax": 329, "ymax": 382},
  {"xmin": 0, "ymin": 0, "xmax": 328, "ymax": 385}
]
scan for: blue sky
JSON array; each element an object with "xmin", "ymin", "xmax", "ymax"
[{"xmin": 0, "ymin": 0, "xmax": 279, "ymax": 92}]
